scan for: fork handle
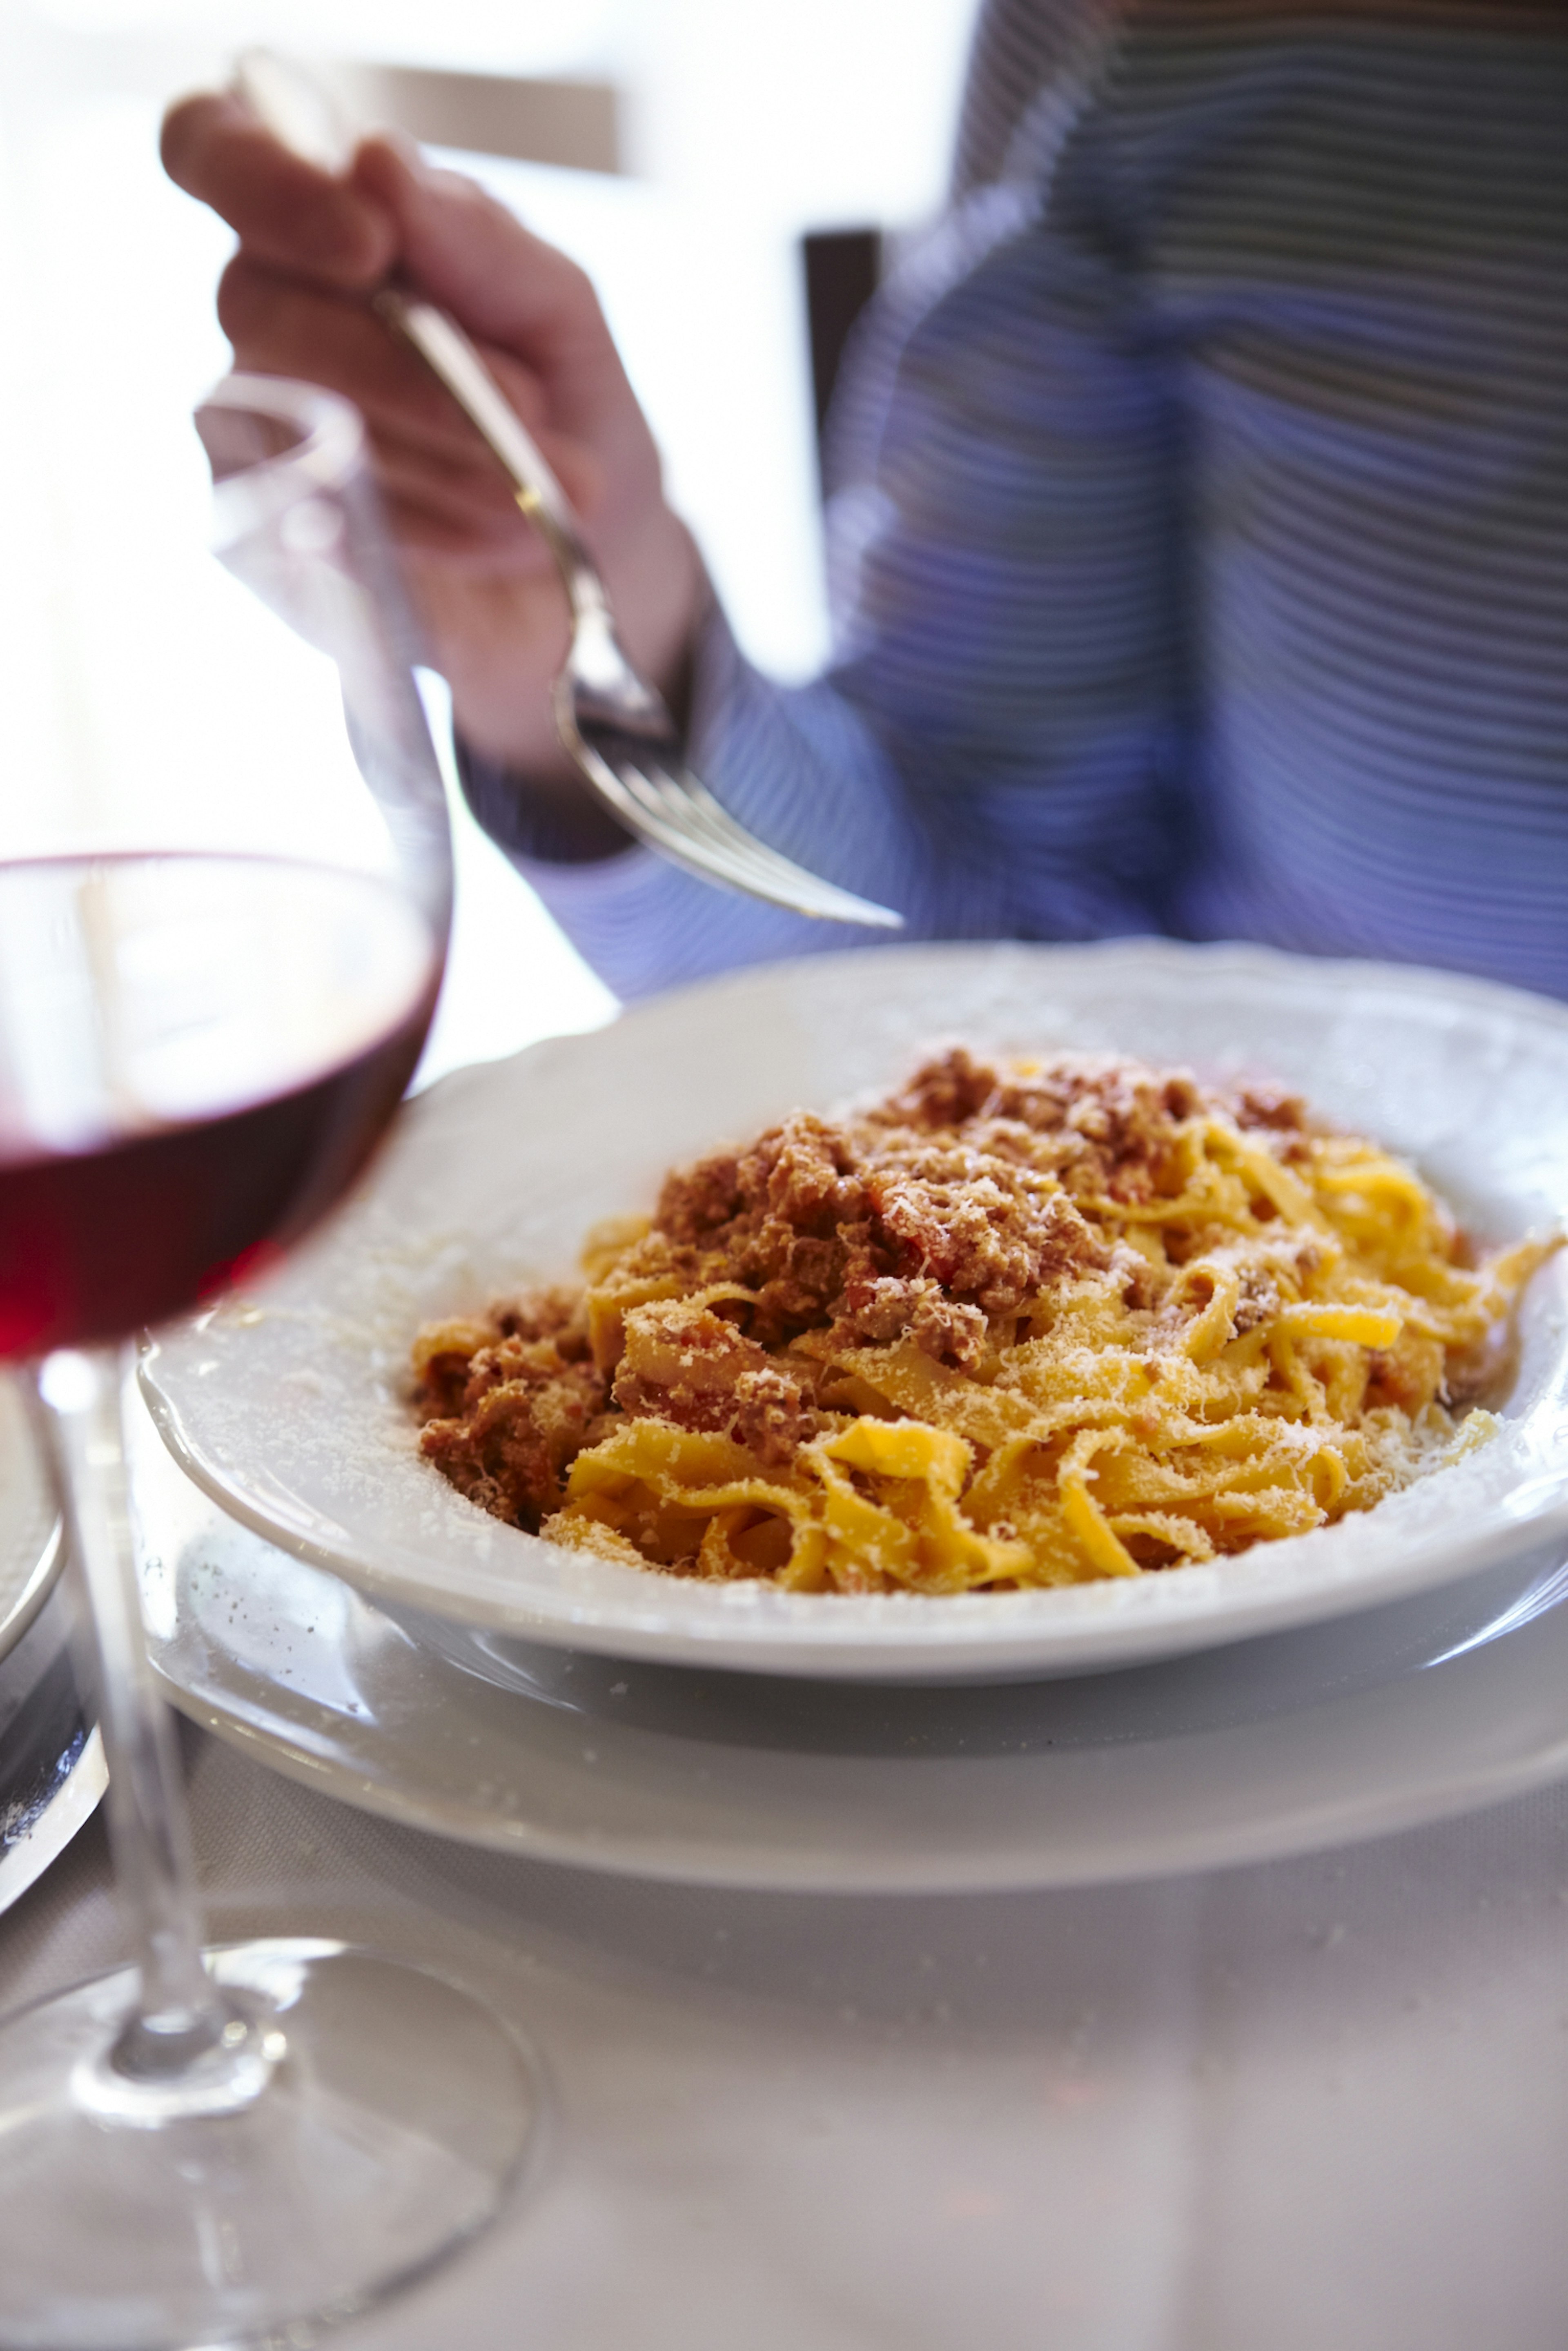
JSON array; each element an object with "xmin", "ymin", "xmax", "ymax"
[{"xmin": 374, "ymin": 288, "xmax": 609, "ymax": 627}]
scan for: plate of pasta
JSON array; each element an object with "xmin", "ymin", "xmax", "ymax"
[{"xmin": 140, "ymin": 941, "xmax": 1568, "ymax": 1682}]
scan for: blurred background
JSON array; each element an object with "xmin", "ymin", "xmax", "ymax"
[{"xmin": 0, "ymin": 0, "xmax": 978, "ymax": 1080}]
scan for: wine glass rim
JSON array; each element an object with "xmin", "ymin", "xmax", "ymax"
[{"xmin": 198, "ymin": 373, "xmax": 367, "ymax": 539}]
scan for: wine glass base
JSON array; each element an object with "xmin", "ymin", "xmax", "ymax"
[{"xmin": 0, "ymin": 1939, "xmax": 546, "ymax": 2351}]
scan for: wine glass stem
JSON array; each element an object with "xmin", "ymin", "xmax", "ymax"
[{"xmin": 35, "ymin": 1346, "xmax": 236, "ymax": 2079}]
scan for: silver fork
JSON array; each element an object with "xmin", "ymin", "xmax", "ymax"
[{"xmin": 235, "ymin": 53, "xmax": 902, "ymax": 930}]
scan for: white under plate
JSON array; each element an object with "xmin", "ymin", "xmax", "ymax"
[
  {"xmin": 127, "ymin": 1378, "xmax": 1568, "ymax": 1892},
  {"xmin": 0, "ymin": 1376, "xmax": 62, "ymax": 1667},
  {"xmin": 140, "ymin": 941, "xmax": 1568, "ymax": 1683}
]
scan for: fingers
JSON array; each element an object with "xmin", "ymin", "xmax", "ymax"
[
  {"xmin": 379, "ymin": 487, "xmax": 536, "ymax": 568},
  {"xmin": 350, "ymin": 137, "xmax": 636, "ymax": 434},
  {"xmin": 162, "ymin": 91, "xmax": 396, "ymax": 290},
  {"xmin": 381, "ymin": 408, "xmax": 610, "ymax": 561},
  {"xmin": 164, "ymin": 94, "xmax": 623, "ymax": 409},
  {"xmin": 165, "ymin": 94, "xmax": 646, "ymax": 468},
  {"xmin": 363, "ymin": 428, "xmax": 528, "ymax": 543},
  {"xmin": 219, "ymin": 254, "xmax": 488, "ymax": 453},
  {"xmin": 218, "ymin": 253, "xmax": 610, "ymax": 552}
]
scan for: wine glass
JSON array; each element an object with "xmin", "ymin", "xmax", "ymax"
[{"xmin": 0, "ymin": 376, "xmax": 542, "ymax": 2350}]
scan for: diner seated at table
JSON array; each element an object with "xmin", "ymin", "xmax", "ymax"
[{"xmin": 161, "ymin": 0, "xmax": 1568, "ymax": 1007}]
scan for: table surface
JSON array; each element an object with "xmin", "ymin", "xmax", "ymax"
[{"xmin": 4, "ymin": 1714, "xmax": 1566, "ymax": 2351}]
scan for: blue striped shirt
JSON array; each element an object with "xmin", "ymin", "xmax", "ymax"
[{"xmin": 462, "ymin": 0, "xmax": 1568, "ymax": 1004}]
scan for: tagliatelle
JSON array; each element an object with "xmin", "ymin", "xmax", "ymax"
[{"xmin": 411, "ymin": 1050, "xmax": 1559, "ymax": 1594}]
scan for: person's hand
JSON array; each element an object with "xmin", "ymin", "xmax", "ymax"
[{"xmin": 161, "ymin": 94, "xmax": 704, "ymax": 799}]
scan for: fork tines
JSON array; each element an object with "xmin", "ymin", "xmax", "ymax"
[{"xmin": 575, "ymin": 744, "xmax": 904, "ymax": 929}]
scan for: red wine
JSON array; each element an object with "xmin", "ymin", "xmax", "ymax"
[{"xmin": 0, "ymin": 854, "xmax": 443, "ymax": 1358}]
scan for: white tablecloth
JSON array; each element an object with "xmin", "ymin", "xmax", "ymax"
[{"xmin": 4, "ymin": 1725, "xmax": 1566, "ymax": 2349}]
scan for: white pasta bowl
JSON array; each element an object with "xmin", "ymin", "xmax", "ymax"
[{"xmin": 140, "ymin": 940, "xmax": 1568, "ymax": 1682}]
